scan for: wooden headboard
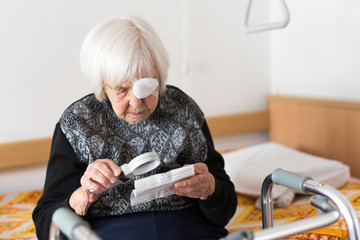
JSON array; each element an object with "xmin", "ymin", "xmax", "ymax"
[
  {"xmin": 267, "ymin": 95, "xmax": 360, "ymax": 178},
  {"xmin": 1, "ymin": 94, "xmax": 359, "ymax": 178},
  {"xmin": 0, "ymin": 137, "xmax": 52, "ymax": 170}
]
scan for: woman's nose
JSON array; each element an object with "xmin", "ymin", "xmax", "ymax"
[{"xmin": 128, "ymin": 90, "xmax": 142, "ymax": 107}]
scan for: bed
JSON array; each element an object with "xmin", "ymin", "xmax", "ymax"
[{"xmin": 0, "ymin": 94, "xmax": 360, "ymax": 240}]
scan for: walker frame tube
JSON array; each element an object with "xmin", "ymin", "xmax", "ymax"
[
  {"xmin": 261, "ymin": 169, "xmax": 360, "ymax": 240},
  {"xmin": 255, "ymin": 210, "xmax": 340, "ymax": 240},
  {"xmin": 50, "ymin": 207, "xmax": 101, "ymax": 240},
  {"xmin": 260, "ymin": 174, "xmax": 274, "ymax": 228},
  {"xmin": 303, "ymin": 180, "xmax": 360, "ymax": 240}
]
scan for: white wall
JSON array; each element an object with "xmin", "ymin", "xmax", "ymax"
[
  {"xmin": 0, "ymin": 0, "xmax": 271, "ymax": 193},
  {"xmin": 181, "ymin": 0, "xmax": 270, "ymax": 116},
  {"xmin": 0, "ymin": 0, "xmax": 270, "ymax": 144},
  {"xmin": 270, "ymin": 0, "xmax": 360, "ymax": 101},
  {"xmin": 2, "ymin": 0, "xmax": 359, "ymax": 193},
  {"xmin": 0, "ymin": 0, "xmax": 183, "ymax": 143}
]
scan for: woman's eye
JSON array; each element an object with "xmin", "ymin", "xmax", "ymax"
[
  {"xmin": 115, "ymin": 89, "xmax": 124, "ymax": 94},
  {"xmin": 115, "ymin": 89, "xmax": 128, "ymax": 97}
]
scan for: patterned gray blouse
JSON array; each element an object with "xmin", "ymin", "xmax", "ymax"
[{"xmin": 59, "ymin": 85, "xmax": 208, "ymax": 217}]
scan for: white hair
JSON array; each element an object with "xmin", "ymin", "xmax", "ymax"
[{"xmin": 80, "ymin": 16, "xmax": 169, "ymax": 101}]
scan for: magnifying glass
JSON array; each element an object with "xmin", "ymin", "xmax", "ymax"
[
  {"xmin": 118, "ymin": 152, "xmax": 160, "ymax": 182},
  {"xmin": 89, "ymin": 152, "xmax": 160, "ymax": 194}
]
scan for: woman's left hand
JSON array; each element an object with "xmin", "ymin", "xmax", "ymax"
[{"xmin": 170, "ymin": 163, "xmax": 215, "ymax": 200}]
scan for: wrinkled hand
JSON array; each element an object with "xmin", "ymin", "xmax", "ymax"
[
  {"xmin": 170, "ymin": 163, "xmax": 215, "ymax": 200},
  {"xmin": 81, "ymin": 159, "xmax": 121, "ymax": 194},
  {"xmin": 70, "ymin": 159, "xmax": 121, "ymax": 215}
]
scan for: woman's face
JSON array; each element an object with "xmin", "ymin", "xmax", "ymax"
[{"xmin": 104, "ymin": 77, "xmax": 160, "ymax": 124}]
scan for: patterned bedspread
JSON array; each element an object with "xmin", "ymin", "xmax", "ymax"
[
  {"xmin": 0, "ymin": 180, "xmax": 359, "ymax": 240},
  {"xmin": 0, "ymin": 190, "xmax": 41, "ymax": 240}
]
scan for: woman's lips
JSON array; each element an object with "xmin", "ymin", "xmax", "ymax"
[{"xmin": 130, "ymin": 111, "xmax": 144, "ymax": 117}]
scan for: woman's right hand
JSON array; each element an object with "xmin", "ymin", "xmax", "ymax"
[
  {"xmin": 81, "ymin": 159, "xmax": 121, "ymax": 194},
  {"xmin": 70, "ymin": 159, "xmax": 121, "ymax": 215}
]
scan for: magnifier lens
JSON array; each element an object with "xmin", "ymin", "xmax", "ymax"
[
  {"xmin": 119, "ymin": 152, "xmax": 160, "ymax": 181},
  {"xmin": 132, "ymin": 160, "xmax": 159, "ymax": 175}
]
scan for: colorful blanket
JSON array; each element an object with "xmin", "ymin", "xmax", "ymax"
[
  {"xmin": 0, "ymin": 190, "xmax": 41, "ymax": 240},
  {"xmin": 0, "ymin": 180, "xmax": 359, "ymax": 239}
]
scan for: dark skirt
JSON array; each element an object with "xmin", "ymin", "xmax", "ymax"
[{"xmin": 88, "ymin": 205, "xmax": 228, "ymax": 240}]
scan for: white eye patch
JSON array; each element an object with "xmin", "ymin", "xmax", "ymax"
[{"xmin": 133, "ymin": 78, "xmax": 159, "ymax": 99}]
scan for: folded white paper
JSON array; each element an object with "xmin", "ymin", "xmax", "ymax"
[{"xmin": 131, "ymin": 165, "xmax": 195, "ymax": 206}]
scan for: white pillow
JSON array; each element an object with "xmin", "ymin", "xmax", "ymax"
[{"xmin": 223, "ymin": 142, "xmax": 350, "ymax": 199}]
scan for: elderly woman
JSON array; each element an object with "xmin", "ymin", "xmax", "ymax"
[{"xmin": 33, "ymin": 16, "xmax": 237, "ymax": 240}]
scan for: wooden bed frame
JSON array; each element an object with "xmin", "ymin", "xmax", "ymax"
[
  {"xmin": 268, "ymin": 95, "xmax": 360, "ymax": 178},
  {"xmin": 1, "ymin": 94, "xmax": 360, "ymax": 178}
]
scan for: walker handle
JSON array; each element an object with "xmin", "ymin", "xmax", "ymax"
[{"xmin": 271, "ymin": 168, "xmax": 312, "ymax": 194}]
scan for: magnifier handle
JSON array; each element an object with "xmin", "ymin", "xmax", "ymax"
[
  {"xmin": 119, "ymin": 164, "xmax": 132, "ymax": 182},
  {"xmin": 118, "ymin": 171, "xmax": 130, "ymax": 182}
]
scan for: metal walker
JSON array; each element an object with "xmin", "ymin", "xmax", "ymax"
[{"xmin": 223, "ymin": 168, "xmax": 360, "ymax": 240}]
